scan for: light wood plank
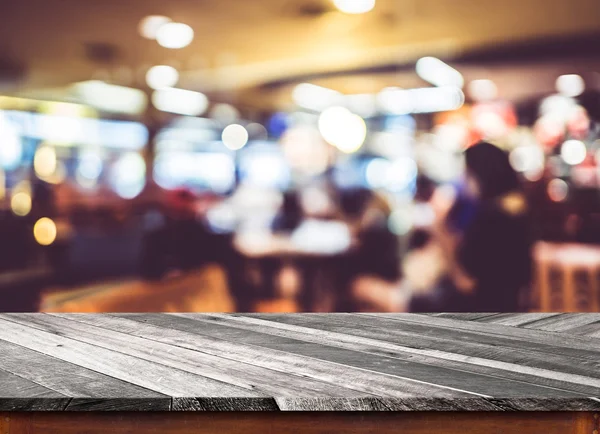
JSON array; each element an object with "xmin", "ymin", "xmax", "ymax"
[
  {"xmin": 0, "ymin": 316, "xmax": 263, "ymax": 398},
  {"xmin": 474, "ymin": 313, "xmax": 562, "ymax": 326},
  {"xmin": 359, "ymin": 313, "xmax": 600, "ymax": 354},
  {"xmin": 0, "ymin": 339, "xmax": 169, "ymax": 411},
  {"xmin": 519, "ymin": 313, "xmax": 600, "ymax": 332},
  {"xmin": 172, "ymin": 314, "xmax": 600, "ymax": 397},
  {"xmin": 58, "ymin": 313, "xmax": 474, "ymax": 399},
  {"xmin": 242, "ymin": 313, "xmax": 600, "ymax": 380},
  {"xmin": 3, "ymin": 313, "xmax": 363, "ymax": 399}
]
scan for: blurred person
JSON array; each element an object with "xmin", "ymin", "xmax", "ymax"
[
  {"xmin": 339, "ymin": 187, "xmax": 401, "ymax": 310},
  {"xmin": 353, "ymin": 142, "xmax": 533, "ymax": 312},
  {"xmin": 271, "ymin": 190, "xmax": 303, "ymax": 233}
]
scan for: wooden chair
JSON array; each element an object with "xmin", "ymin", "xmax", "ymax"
[{"xmin": 532, "ymin": 242, "xmax": 600, "ymax": 312}]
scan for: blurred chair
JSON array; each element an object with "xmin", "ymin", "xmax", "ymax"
[{"xmin": 532, "ymin": 242, "xmax": 600, "ymax": 312}]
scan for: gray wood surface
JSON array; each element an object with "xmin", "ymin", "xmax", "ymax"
[{"xmin": 0, "ymin": 313, "xmax": 599, "ymax": 411}]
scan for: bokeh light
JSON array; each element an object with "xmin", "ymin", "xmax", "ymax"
[
  {"xmin": 468, "ymin": 79, "xmax": 498, "ymax": 102},
  {"xmin": 138, "ymin": 15, "xmax": 171, "ymax": 40},
  {"xmin": 509, "ymin": 146, "xmax": 545, "ymax": 173},
  {"xmin": 292, "ymin": 83, "xmax": 342, "ymax": 111},
  {"xmin": 333, "ymin": 0, "xmax": 376, "ymax": 14},
  {"xmin": 146, "ymin": 65, "xmax": 179, "ymax": 90},
  {"xmin": 222, "ymin": 124, "xmax": 249, "ymax": 150},
  {"xmin": 246, "ymin": 123, "xmax": 269, "ymax": 140},
  {"xmin": 416, "ymin": 57, "xmax": 464, "ymax": 88},
  {"xmin": 45, "ymin": 161, "xmax": 68, "ymax": 185},
  {"xmin": 388, "ymin": 209, "xmax": 413, "ymax": 236},
  {"xmin": 556, "ymin": 74, "xmax": 585, "ymax": 98},
  {"xmin": 561, "ymin": 139, "xmax": 587, "ymax": 165},
  {"xmin": 281, "ymin": 126, "xmax": 330, "ymax": 176},
  {"xmin": 0, "ymin": 118, "xmax": 23, "ymax": 170},
  {"xmin": 34, "ymin": 218, "xmax": 57, "ymax": 246},
  {"xmin": 11, "ymin": 192, "xmax": 32, "ymax": 216},
  {"xmin": 318, "ymin": 106, "xmax": 366, "ymax": 153},
  {"xmin": 547, "ymin": 178, "xmax": 569, "ymax": 202},
  {"xmin": 77, "ymin": 150, "xmax": 103, "ymax": 187},
  {"xmin": 0, "ymin": 169, "xmax": 4, "ymax": 200},
  {"xmin": 210, "ymin": 104, "xmax": 240, "ymax": 125},
  {"xmin": 110, "ymin": 153, "xmax": 147, "ymax": 199},
  {"xmin": 34, "ymin": 146, "xmax": 57, "ymax": 178},
  {"xmin": 156, "ymin": 22, "xmax": 194, "ymax": 49},
  {"xmin": 152, "ymin": 87, "xmax": 209, "ymax": 116}
]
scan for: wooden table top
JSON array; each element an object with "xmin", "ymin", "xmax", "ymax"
[{"xmin": 1, "ymin": 313, "xmax": 600, "ymax": 412}]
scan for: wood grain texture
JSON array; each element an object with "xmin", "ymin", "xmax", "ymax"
[{"xmin": 0, "ymin": 313, "xmax": 599, "ymax": 411}]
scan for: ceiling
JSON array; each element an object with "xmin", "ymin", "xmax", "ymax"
[{"xmin": 1, "ymin": 0, "xmax": 599, "ymax": 111}]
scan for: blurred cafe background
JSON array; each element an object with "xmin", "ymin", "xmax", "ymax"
[{"xmin": 1, "ymin": 0, "xmax": 600, "ymax": 313}]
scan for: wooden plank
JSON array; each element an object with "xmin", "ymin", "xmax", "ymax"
[
  {"xmin": 565, "ymin": 321, "xmax": 600, "ymax": 337},
  {"xmin": 184, "ymin": 313, "xmax": 600, "ymax": 397},
  {"xmin": 518, "ymin": 313, "xmax": 600, "ymax": 332},
  {"xmin": 58, "ymin": 313, "xmax": 476, "ymax": 399},
  {"xmin": 473, "ymin": 313, "xmax": 562, "ymax": 326},
  {"xmin": 0, "ymin": 316, "xmax": 262, "ymax": 399},
  {"xmin": 0, "ymin": 369, "xmax": 69, "ymax": 411},
  {"xmin": 170, "ymin": 314, "xmax": 600, "ymax": 399},
  {"xmin": 236, "ymin": 313, "xmax": 600, "ymax": 378},
  {"xmin": 431, "ymin": 313, "xmax": 500, "ymax": 321},
  {"xmin": 173, "ymin": 398, "xmax": 280, "ymax": 411},
  {"xmin": 274, "ymin": 398, "xmax": 391, "ymax": 411},
  {"xmin": 0, "ymin": 412, "xmax": 591, "ymax": 434},
  {"xmin": 2, "ymin": 313, "xmax": 361, "ymax": 399},
  {"xmin": 359, "ymin": 313, "xmax": 600, "ymax": 354},
  {"xmin": 0, "ymin": 339, "xmax": 169, "ymax": 411}
]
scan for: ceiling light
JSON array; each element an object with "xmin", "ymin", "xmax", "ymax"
[
  {"xmin": 152, "ymin": 88, "xmax": 209, "ymax": 116},
  {"xmin": 146, "ymin": 65, "xmax": 179, "ymax": 89},
  {"xmin": 318, "ymin": 106, "xmax": 366, "ymax": 153},
  {"xmin": 156, "ymin": 22, "xmax": 194, "ymax": 49},
  {"xmin": 72, "ymin": 81, "xmax": 148, "ymax": 115},
  {"xmin": 416, "ymin": 57, "xmax": 464, "ymax": 88},
  {"xmin": 333, "ymin": 0, "xmax": 376, "ymax": 14},
  {"xmin": 292, "ymin": 83, "xmax": 343, "ymax": 112},
  {"xmin": 138, "ymin": 15, "xmax": 171, "ymax": 40},
  {"xmin": 376, "ymin": 87, "xmax": 413, "ymax": 115},
  {"xmin": 378, "ymin": 87, "xmax": 464, "ymax": 114}
]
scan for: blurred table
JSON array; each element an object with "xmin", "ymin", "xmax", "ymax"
[
  {"xmin": 39, "ymin": 266, "xmax": 236, "ymax": 313},
  {"xmin": 232, "ymin": 220, "xmax": 355, "ymax": 312},
  {"xmin": 533, "ymin": 242, "xmax": 600, "ymax": 312}
]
